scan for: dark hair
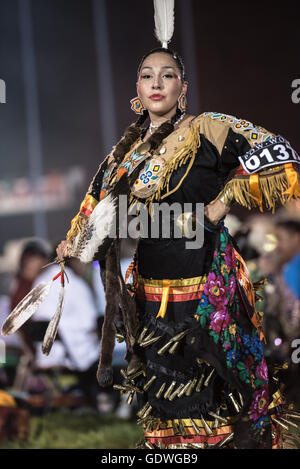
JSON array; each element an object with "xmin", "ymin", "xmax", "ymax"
[
  {"xmin": 275, "ymin": 219, "xmax": 300, "ymax": 235},
  {"xmin": 20, "ymin": 241, "xmax": 49, "ymax": 263},
  {"xmin": 137, "ymin": 47, "xmax": 186, "ymax": 82},
  {"xmin": 18, "ymin": 240, "xmax": 49, "ymax": 275}
]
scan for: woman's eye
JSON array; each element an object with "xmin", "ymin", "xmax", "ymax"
[
  {"xmin": 163, "ymin": 74, "xmax": 174, "ymax": 78},
  {"xmin": 141, "ymin": 74, "xmax": 151, "ymax": 79}
]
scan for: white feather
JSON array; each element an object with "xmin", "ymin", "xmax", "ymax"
[
  {"xmin": 153, "ymin": 0, "xmax": 175, "ymax": 48},
  {"xmin": 42, "ymin": 283, "xmax": 65, "ymax": 355},
  {"xmin": 71, "ymin": 193, "xmax": 117, "ymax": 263},
  {"xmin": 1, "ymin": 281, "xmax": 52, "ymax": 336}
]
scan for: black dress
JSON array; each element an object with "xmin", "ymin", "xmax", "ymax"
[{"xmin": 67, "ymin": 112, "xmax": 300, "ymax": 449}]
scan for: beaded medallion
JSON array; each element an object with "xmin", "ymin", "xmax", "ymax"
[{"xmin": 131, "ymin": 155, "xmax": 166, "ymax": 198}]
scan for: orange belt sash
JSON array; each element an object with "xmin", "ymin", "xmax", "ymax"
[{"xmin": 136, "ymin": 275, "xmax": 207, "ymax": 319}]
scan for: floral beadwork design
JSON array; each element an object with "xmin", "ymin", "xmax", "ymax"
[
  {"xmin": 194, "ymin": 224, "xmax": 270, "ymax": 438},
  {"xmin": 137, "ymin": 161, "xmax": 160, "ymax": 185},
  {"xmin": 140, "ymin": 170, "xmax": 153, "ymax": 185},
  {"xmin": 131, "ymin": 157, "xmax": 165, "ymax": 199}
]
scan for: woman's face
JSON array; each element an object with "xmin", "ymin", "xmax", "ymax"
[{"xmin": 136, "ymin": 52, "xmax": 187, "ymax": 118}]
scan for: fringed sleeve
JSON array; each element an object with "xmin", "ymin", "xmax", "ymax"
[
  {"xmin": 202, "ymin": 112, "xmax": 300, "ymax": 212},
  {"xmin": 66, "ymin": 154, "xmax": 111, "ymax": 242},
  {"xmin": 214, "ymin": 162, "xmax": 300, "ymax": 212}
]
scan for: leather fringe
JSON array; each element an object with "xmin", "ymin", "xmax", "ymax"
[
  {"xmin": 128, "ymin": 119, "xmax": 202, "ymax": 215},
  {"xmin": 212, "ymin": 165, "xmax": 300, "ymax": 213},
  {"xmin": 66, "ymin": 212, "xmax": 87, "ymax": 243}
]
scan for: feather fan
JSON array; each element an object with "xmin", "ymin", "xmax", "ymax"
[
  {"xmin": 71, "ymin": 192, "xmax": 117, "ymax": 263},
  {"xmin": 71, "ymin": 172, "xmax": 130, "ymax": 263}
]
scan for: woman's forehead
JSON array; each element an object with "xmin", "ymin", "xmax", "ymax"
[{"xmin": 140, "ymin": 52, "xmax": 178, "ymax": 70}]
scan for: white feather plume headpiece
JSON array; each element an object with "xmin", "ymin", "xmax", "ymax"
[{"xmin": 153, "ymin": 0, "xmax": 175, "ymax": 49}]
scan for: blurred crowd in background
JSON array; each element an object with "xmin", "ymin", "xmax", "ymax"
[
  {"xmin": 0, "ymin": 200, "xmax": 300, "ymax": 441},
  {"xmin": 0, "ymin": 233, "xmax": 138, "ymax": 440}
]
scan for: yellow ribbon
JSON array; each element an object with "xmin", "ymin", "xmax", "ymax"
[
  {"xmin": 138, "ymin": 274, "xmax": 207, "ymax": 287},
  {"xmin": 249, "ymin": 173, "xmax": 263, "ymax": 211},
  {"xmin": 156, "ymin": 279, "xmax": 170, "ymax": 319},
  {"xmin": 283, "ymin": 163, "xmax": 300, "ymax": 200}
]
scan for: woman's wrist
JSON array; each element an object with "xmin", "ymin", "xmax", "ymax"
[
  {"xmin": 204, "ymin": 200, "xmax": 231, "ymax": 225},
  {"xmin": 204, "ymin": 205, "xmax": 217, "ymax": 225}
]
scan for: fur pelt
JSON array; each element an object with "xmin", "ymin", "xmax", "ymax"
[
  {"xmin": 96, "ymin": 240, "xmax": 120, "ymax": 387},
  {"xmin": 96, "ymin": 237, "xmax": 140, "ymax": 387}
]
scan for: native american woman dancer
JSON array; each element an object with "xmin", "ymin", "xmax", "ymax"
[{"xmin": 56, "ymin": 46, "xmax": 300, "ymax": 449}]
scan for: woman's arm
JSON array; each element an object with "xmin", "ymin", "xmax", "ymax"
[{"xmin": 201, "ymin": 112, "xmax": 300, "ymax": 223}]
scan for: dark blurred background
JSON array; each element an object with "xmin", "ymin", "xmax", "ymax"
[{"xmin": 0, "ymin": 0, "xmax": 299, "ymax": 254}]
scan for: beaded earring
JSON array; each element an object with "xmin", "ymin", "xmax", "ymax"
[
  {"xmin": 178, "ymin": 93, "xmax": 187, "ymax": 113},
  {"xmin": 130, "ymin": 97, "xmax": 145, "ymax": 115}
]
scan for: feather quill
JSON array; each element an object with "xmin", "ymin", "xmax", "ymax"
[
  {"xmin": 153, "ymin": 0, "xmax": 175, "ymax": 48},
  {"xmin": 1, "ymin": 281, "xmax": 52, "ymax": 336}
]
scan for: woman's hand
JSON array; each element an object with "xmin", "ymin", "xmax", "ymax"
[
  {"xmin": 204, "ymin": 199, "xmax": 231, "ymax": 225},
  {"xmin": 56, "ymin": 239, "xmax": 73, "ymax": 261}
]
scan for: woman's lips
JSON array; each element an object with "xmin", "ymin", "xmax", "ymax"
[{"xmin": 149, "ymin": 94, "xmax": 164, "ymax": 100}]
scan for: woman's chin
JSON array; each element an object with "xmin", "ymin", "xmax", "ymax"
[{"xmin": 148, "ymin": 105, "xmax": 177, "ymax": 118}]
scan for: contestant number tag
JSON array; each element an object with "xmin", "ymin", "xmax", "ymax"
[{"xmin": 238, "ymin": 135, "xmax": 300, "ymax": 174}]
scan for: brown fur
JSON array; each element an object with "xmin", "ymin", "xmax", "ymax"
[{"xmin": 96, "ymin": 240, "xmax": 120, "ymax": 387}]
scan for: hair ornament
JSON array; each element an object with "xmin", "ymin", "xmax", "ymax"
[{"xmin": 153, "ymin": 0, "xmax": 175, "ymax": 49}]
